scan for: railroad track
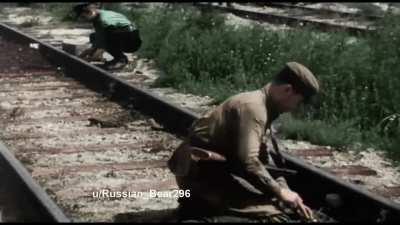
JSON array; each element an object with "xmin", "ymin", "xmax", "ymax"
[
  {"xmin": 0, "ymin": 23, "xmax": 192, "ymax": 222},
  {"xmin": 1, "ymin": 16, "xmax": 400, "ymax": 222},
  {"xmin": 256, "ymin": 2, "xmax": 384, "ymax": 21},
  {"xmin": 195, "ymin": 2, "xmax": 378, "ymax": 36}
]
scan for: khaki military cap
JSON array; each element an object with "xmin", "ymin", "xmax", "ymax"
[{"xmin": 274, "ymin": 61, "xmax": 320, "ymax": 102}]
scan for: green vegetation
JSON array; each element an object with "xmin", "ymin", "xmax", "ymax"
[
  {"xmin": 47, "ymin": 3, "xmax": 400, "ymax": 162},
  {"xmin": 46, "ymin": 3, "xmax": 77, "ymax": 22},
  {"xmin": 277, "ymin": 113, "xmax": 364, "ymax": 150}
]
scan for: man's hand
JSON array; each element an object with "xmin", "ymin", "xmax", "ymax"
[
  {"xmin": 79, "ymin": 47, "xmax": 96, "ymax": 60},
  {"xmin": 278, "ymin": 188, "xmax": 314, "ymax": 221}
]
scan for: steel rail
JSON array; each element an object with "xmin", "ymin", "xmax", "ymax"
[
  {"xmin": 195, "ymin": 3, "xmax": 374, "ymax": 37},
  {"xmin": 1, "ymin": 22, "xmax": 400, "ymax": 222},
  {"xmin": 279, "ymin": 152, "xmax": 400, "ymax": 222},
  {"xmin": 258, "ymin": 2, "xmax": 384, "ymax": 21},
  {"xmin": 0, "ymin": 140, "xmax": 70, "ymax": 222}
]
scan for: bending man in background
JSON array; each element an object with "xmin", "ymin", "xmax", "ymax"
[{"xmin": 73, "ymin": 3, "xmax": 142, "ymax": 70}]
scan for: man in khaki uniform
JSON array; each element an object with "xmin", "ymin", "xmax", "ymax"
[{"xmin": 168, "ymin": 62, "xmax": 320, "ymax": 222}]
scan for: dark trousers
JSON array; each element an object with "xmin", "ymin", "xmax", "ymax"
[{"xmin": 90, "ymin": 29, "xmax": 142, "ymax": 60}]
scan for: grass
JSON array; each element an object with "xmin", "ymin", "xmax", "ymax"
[
  {"xmin": 45, "ymin": 3, "xmax": 77, "ymax": 22},
  {"xmin": 277, "ymin": 113, "xmax": 363, "ymax": 150},
  {"xmin": 46, "ymin": 3, "xmax": 400, "ymax": 162}
]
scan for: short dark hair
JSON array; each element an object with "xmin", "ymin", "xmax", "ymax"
[{"xmin": 73, "ymin": 3, "xmax": 91, "ymax": 18}]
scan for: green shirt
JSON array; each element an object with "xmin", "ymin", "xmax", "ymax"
[{"xmin": 92, "ymin": 10, "xmax": 137, "ymax": 48}]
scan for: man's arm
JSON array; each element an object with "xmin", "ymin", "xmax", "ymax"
[
  {"xmin": 232, "ymin": 104, "xmax": 282, "ymax": 196},
  {"xmin": 92, "ymin": 18, "xmax": 107, "ymax": 49},
  {"xmin": 79, "ymin": 47, "xmax": 97, "ymax": 59},
  {"xmin": 232, "ymin": 104, "xmax": 314, "ymax": 220},
  {"xmin": 79, "ymin": 20, "xmax": 106, "ymax": 60}
]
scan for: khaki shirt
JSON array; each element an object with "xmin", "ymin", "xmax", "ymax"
[{"xmin": 189, "ymin": 83, "xmax": 282, "ymax": 196}]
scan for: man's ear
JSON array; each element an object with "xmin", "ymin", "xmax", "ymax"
[{"xmin": 283, "ymin": 84, "xmax": 293, "ymax": 94}]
